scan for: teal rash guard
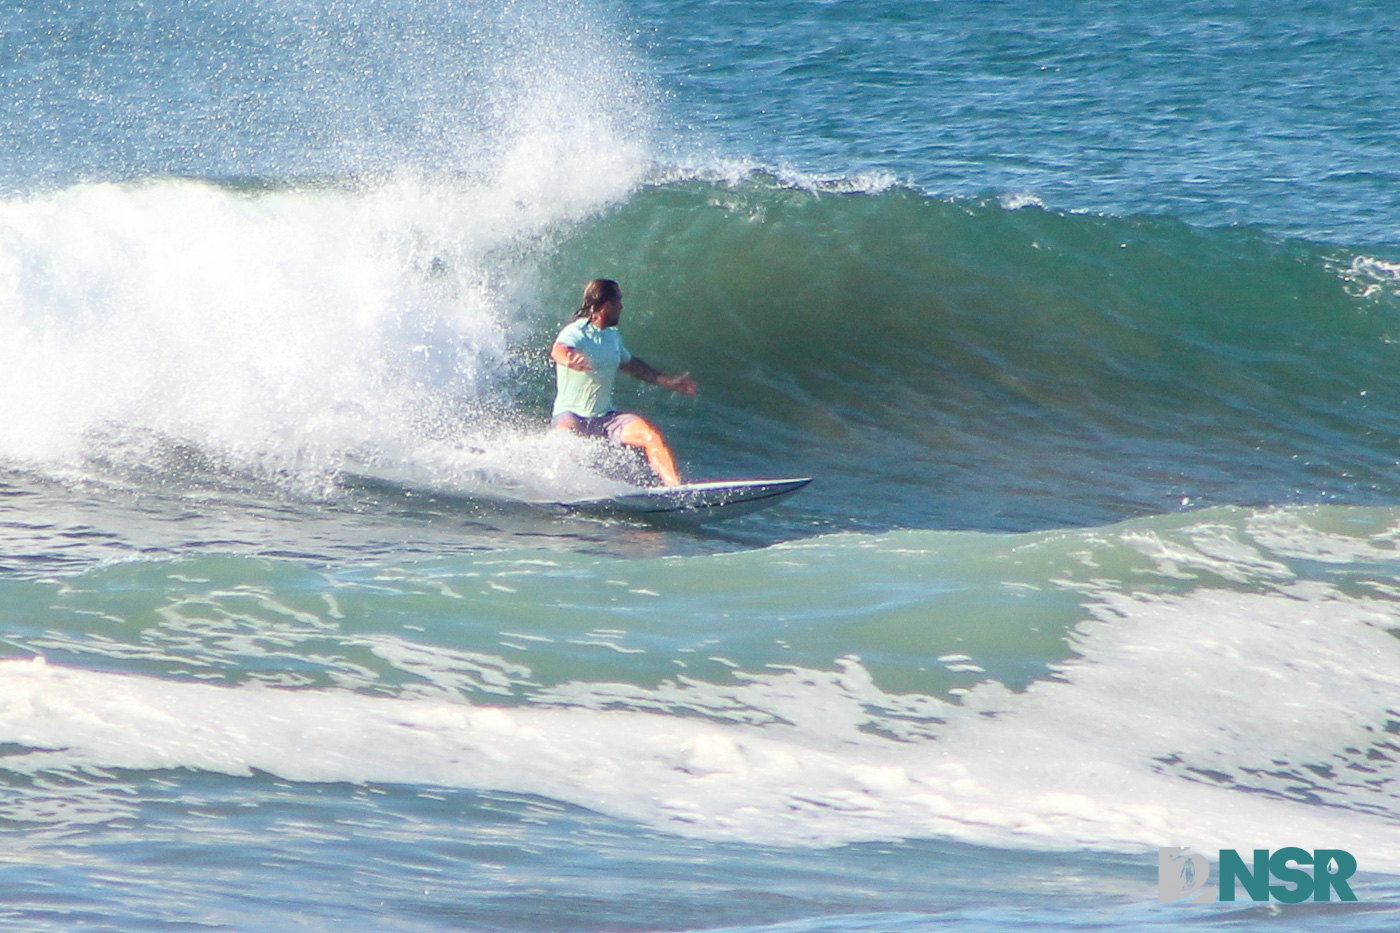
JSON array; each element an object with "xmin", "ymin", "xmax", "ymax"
[{"xmin": 551, "ymin": 318, "xmax": 633, "ymax": 418}]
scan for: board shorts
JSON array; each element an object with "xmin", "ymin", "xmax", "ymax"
[{"xmin": 552, "ymin": 410, "xmax": 639, "ymax": 443}]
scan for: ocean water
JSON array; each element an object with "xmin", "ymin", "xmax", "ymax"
[{"xmin": 3, "ymin": 0, "xmax": 1400, "ymax": 930}]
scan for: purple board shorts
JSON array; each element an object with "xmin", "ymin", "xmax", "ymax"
[{"xmin": 552, "ymin": 410, "xmax": 639, "ymax": 443}]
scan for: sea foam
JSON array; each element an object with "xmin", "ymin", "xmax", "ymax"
[{"xmin": 4, "ymin": 561, "xmax": 1399, "ymax": 868}]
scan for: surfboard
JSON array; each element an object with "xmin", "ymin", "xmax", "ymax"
[{"xmin": 552, "ymin": 477, "xmax": 812, "ymax": 523}]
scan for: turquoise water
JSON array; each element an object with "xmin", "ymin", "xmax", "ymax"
[{"xmin": 3, "ymin": 1, "xmax": 1400, "ymax": 930}]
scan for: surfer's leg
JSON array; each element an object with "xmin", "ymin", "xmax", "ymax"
[{"xmin": 615, "ymin": 416, "xmax": 682, "ymax": 487}]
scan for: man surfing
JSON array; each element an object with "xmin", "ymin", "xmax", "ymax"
[{"xmin": 550, "ymin": 279, "xmax": 697, "ymax": 487}]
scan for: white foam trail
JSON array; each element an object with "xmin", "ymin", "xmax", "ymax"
[{"xmin": 4, "ymin": 573, "xmax": 1400, "ymax": 867}]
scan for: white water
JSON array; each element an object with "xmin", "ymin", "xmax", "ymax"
[
  {"xmin": 5, "ymin": 564, "xmax": 1399, "ymax": 868},
  {"xmin": 0, "ymin": 172, "xmax": 644, "ymax": 490},
  {"xmin": 0, "ymin": 0, "xmax": 654, "ymax": 491}
]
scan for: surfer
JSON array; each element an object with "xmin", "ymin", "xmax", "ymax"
[{"xmin": 550, "ymin": 279, "xmax": 698, "ymax": 487}]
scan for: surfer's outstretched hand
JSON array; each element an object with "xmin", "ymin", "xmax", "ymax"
[{"xmin": 658, "ymin": 372, "xmax": 698, "ymax": 396}]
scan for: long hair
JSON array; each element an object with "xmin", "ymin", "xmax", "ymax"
[{"xmin": 574, "ymin": 278, "xmax": 621, "ymax": 319}]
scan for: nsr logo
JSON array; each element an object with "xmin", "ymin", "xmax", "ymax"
[{"xmin": 1159, "ymin": 847, "xmax": 1358, "ymax": 904}]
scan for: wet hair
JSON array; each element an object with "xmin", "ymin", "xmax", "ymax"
[{"xmin": 575, "ymin": 278, "xmax": 621, "ymax": 319}]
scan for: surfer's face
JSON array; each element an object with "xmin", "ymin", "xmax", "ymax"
[{"xmin": 596, "ymin": 298, "xmax": 622, "ymax": 328}]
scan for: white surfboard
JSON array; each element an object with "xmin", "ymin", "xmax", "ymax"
[{"xmin": 553, "ymin": 477, "xmax": 812, "ymax": 523}]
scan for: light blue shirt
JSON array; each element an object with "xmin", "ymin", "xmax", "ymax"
[{"xmin": 552, "ymin": 318, "xmax": 633, "ymax": 417}]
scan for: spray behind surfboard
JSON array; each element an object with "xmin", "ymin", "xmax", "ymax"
[{"xmin": 0, "ymin": 0, "xmax": 659, "ymax": 514}]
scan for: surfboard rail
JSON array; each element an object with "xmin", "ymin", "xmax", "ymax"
[{"xmin": 552, "ymin": 477, "xmax": 812, "ymax": 523}]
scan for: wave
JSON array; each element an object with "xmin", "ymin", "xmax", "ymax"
[
  {"xmin": 6, "ymin": 0, "xmax": 1400, "ymax": 539},
  {"xmin": 4, "ymin": 170, "xmax": 1400, "ymax": 536},
  {"xmin": 4, "ymin": 503, "xmax": 1400, "ymax": 860},
  {"xmin": 537, "ymin": 176, "xmax": 1400, "ymax": 529},
  {"xmin": 0, "ymin": 0, "xmax": 660, "ymax": 523}
]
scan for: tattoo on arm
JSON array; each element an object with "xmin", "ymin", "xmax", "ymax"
[{"xmin": 622, "ymin": 356, "xmax": 661, "ymax": 383}]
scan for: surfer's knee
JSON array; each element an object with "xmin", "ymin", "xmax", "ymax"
[
  {"xmin": 619, "ymin": 417, "xmax": 663, "ymax": 450},
  {"xmin": 619, "ymin": 418, "xmax": 681, "ymax": 485}
]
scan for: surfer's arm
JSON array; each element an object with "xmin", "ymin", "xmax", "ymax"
[
  {"xmin": 621, "ymin": 356, "xmax": 698, "ymax": 396},
  {"xmin": 551, "ymin": 341, "xmax": 592, "ymax": 371}
]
